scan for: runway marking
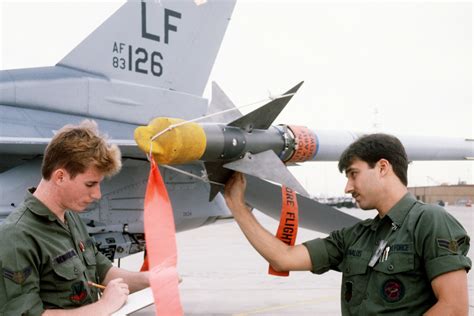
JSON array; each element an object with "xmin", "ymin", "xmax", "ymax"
[{"xmin": 232, "ymin": 295, "xmax": 338, "ymax": 315}]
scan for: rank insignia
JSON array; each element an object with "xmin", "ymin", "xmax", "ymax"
[
  {"xmin": 70, "ymin": 281, "xmax": 88, "ymax": 304},
  {"xmin": 437, "ymin": 236, "xmax": 466, "ymax": 253},
  {"xmin": 381, "ymin": 279, "xmax": 404, "ymax": 302},
  {"xmin": 3, "ymin": 266, "xmax": 32, "ymax": 284}
]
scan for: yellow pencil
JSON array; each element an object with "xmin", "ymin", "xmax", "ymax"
[{"xmin": 87, "ymin": 281, "xmax": 106, "ymax": 290}]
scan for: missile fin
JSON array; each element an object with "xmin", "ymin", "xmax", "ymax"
[
  {"xmin": 204, "ymin": 82, "xmax": 242, "ymax": 123},
  {"xmin": 227, "ymin": 81, "xmax": 304, "ymax": 130},
  {"xmin": 245, "ymin": 175, "xmax": 361, "ymax": 234},
  {"xmin": 223, "ymin": 150, "xmax": 310, "ymax": 198},
  {"xmin": 204, "ymin": 161, "xmax": 234, "ymax": 201}
]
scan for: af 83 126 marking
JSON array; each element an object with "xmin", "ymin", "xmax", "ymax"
[{"xmin": 111, "ymin": 3, "xmax": 181, "ymax": 77}]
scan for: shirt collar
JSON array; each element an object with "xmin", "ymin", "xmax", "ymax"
[
  {"xmin": 385, "ymin": 192, "xmax": 417, "ymax": 228},
  {"xmin": 24, "ymin": 188, "xmax": 60, "ymax": 222},
  {"xmin": 367, "ymin": 192, "xmax": 417, "ymax": 230}
]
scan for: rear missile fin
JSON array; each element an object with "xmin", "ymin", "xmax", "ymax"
[
  {"xmin": 223, "ymin": 150, "xmax": 310, "ymax": 198},
  {"xmin": 245, "ymin": 175, "xmax": 361, "ymax": 234},
  {"xmin": 203, "ymin": 82, "xmax": 242, "ymax": 123},
  {"xmin": 227, "ymin": 81, "xmax": 304, "ymax": 130}
]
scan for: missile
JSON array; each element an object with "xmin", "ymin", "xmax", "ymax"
[{"xmin": 135, "ymin": 82, "xmax": 474, "ymax": 200}]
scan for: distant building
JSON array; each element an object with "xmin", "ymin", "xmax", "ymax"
[{"xmin": 408, "ymin": 185, "xmax": 474, "ymax": 206}]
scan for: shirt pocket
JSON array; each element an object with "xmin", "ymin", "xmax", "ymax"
[
  {"xmin": 340, "ymin": 256, "xmax": 370, "ymax": 306},
  {"xmin": 52, "ymin": 256, "xmax": 85, "ymax": 283},
  {"xmin": 373, "ymin": 251, "xmax": 416, "ymax": 304},
  {"xmin": 373, "ymin": 252, "xmax": 414, "ymax": 275}
]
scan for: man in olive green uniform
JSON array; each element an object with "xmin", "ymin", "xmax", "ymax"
[
  {"xmin": 224, "ymin": 133, "xmax": 471, "ymax": 315},
  {"xmin": 0, "ymin": 121, "xmax": 149, "ymax": 315}
]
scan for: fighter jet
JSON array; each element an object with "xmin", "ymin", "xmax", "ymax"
[{"xmin": 1, "ymin": 0, "xmax": 473, "ymax": 266}]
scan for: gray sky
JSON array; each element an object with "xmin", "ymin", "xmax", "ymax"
[{"xmin": 1, "ymin": 0, "xmax": 472, "ymax": 196}]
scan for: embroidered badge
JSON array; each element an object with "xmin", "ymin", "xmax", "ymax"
[
  {"xmin": 437, "ymin": 236, "xmax": 466, "ymax": 253},
  {"xmin": 3, "ymin": 266, "xmax": 32, "ymax": 284},
  {"xmin": 70, "ymin": 281, "xmax": 88, "ymax": 304},
  {"xmin": 381, "ymin": 279, "xmax": 404, "ymax": 302},
  {"xmin": 344, "ymin": 281, "xmax": 353, "ymax": 302}
]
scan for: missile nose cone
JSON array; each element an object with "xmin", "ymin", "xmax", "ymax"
[{"xmin": 134, "ymin": 117, "xmax": 207, "ymax": 164}]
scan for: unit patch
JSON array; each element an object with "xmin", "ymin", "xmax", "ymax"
[
  {"xmin": 437, "ymin": 236, "xmax": 466, "ymax": 253},
  {"xmin": 3, "ymin": 266, "xmax": 32, "ymax": 284},
  {"xmin": 381, "ymin": 279, "xmax": 404, "ymax": 302},
  {"xmin": 69, "ymin": 281, "xmax": 88, "ymax": 304}
]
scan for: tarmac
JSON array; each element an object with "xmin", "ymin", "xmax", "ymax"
[{"xmin": 118, "ymin": 205, "xmax": 474, "ymax": 315}]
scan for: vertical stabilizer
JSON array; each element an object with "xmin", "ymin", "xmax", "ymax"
[{"xmin": 58, "ymin": 0, "xmax": 236, "ymax": 96}]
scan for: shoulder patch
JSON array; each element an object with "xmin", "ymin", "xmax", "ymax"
[
  {"xmin": 437, "ymin": 237, "xmax": 466, "ymax": 253},
  {"xmin": 3, "ymin": 266, "xmax": 32, "ymax": 284}
]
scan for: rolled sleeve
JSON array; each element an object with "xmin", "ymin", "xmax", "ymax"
[
  {"xmin": 414, "ymin": 205, "xmax": 471, "ymax": 281},
  {"xmin": 303, "ymin": 238, "xmax": 331, "ymax": 274},
  {"xmin": 304, "ymin": 228, "xmax": 346, "ymax": 274},
  {"xmin": 425, "ymin": 254, "xmax": 472, "ymax": 281}
]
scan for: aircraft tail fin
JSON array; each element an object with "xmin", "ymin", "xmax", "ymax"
[{"xmin": 58, "ymin": 0, "xmax": 236, "ymax": 96}]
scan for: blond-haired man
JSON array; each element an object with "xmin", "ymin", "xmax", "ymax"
[{"xmin": 0, "ymin": 121, "xmax": 149, "ymax": 315}]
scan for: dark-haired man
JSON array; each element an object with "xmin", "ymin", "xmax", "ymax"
[{"xmin": 224, "ymin": 133, "xmax": 471, "ymax": 315}]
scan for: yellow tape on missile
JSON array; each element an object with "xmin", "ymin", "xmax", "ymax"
[{"xmin": 134, "ymin": 117, "xmax": 206, "ymax": 164}]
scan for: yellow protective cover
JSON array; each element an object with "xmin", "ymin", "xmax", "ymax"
[{"xmin": 134, "ymin": 117, "xmax": 206, "ymax": 164}]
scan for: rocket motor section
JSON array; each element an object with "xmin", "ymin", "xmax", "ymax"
[{"xmin": 200, "ymin": 124, "xmax": 287, "ymax": 162}]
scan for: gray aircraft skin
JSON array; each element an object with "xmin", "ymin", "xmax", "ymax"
[{"xmin": 0, "ymin": 0, "xmax": 473, "ymax": 261}]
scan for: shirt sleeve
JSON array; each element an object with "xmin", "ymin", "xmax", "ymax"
[
  {"xmin": 0, "ymin": 225, "xmax": 45, "ymax": 316},
  {"xmin": 413, "ymin": 204, "xmax": 471, "ymax": 281},
  {"xmin": 303, "ymin": 228, "xmax": 346, "ymax": 274}
]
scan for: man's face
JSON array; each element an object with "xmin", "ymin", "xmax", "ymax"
[
  {"xmin": 344, "ymin": 159, "xmax": 381, "ymax": 210},
  {"xmin": 59, "ymin": 166, "xmax": 104, "ymax": 212}
]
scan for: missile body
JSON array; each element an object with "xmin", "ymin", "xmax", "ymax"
[
  {"xmin": 133, "ymin": 82, "xmax": 473, "ymax": 200},
  {"xmin": 135, "ymin": 118, "xmax": 474, "ymax": 165},
  {"xmin": 134, "ymin": 117, "xmax": 321, "ymax": 165}
]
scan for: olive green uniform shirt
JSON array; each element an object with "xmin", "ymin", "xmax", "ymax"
[
  {"xmin": 304, "ymin": 193, "xmax": 471, "ymax": 315},
  {"xmin": 0, "ymin": 190, "xmax": 113, "ymax": 315}
]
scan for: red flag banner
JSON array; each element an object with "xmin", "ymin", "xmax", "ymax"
[
  {"xmin": 144, "ymin": 159, "xmax": 183, "ymax": 315},
  {"xmin": 268, "ymin": 186, "xmax": 299, "ymax": 276}
]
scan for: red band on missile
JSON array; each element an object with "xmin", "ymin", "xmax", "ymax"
[
  {"xmin": 287, "ymin": 125, "xmax": 318, "ymax": 162},
  {"xmin": 269, "ymin": 186, "xmax": 299, "ymax": 277}
]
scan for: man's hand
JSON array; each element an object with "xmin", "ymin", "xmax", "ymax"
[
  {"xmin": 99, "ymin": 278, "xmax": 130, "ymax": 313},
  {"xmin": 224, "ymin": 172, "xmax": 249, "ymax": 216}
]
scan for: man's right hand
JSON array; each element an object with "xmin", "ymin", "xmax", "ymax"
[
  {"xmin": 99, "ymin": 278, "xmax": 130, "ymax": 313},
  {"xmin": 224, "ymin": 172, "xmax": 250, "ymax": 217}
]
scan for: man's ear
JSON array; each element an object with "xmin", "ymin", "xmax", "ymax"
[
  {"xmin": 51, "ymin": 169, "xmax": 66, "ymax": 185},
  {"xmin": 377, "ymin": 159, "xmax": 391, "ymax": 177}
]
